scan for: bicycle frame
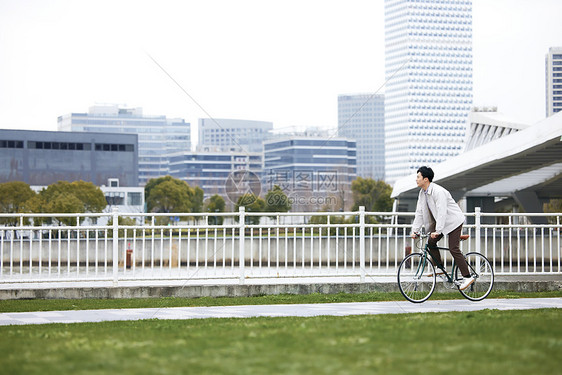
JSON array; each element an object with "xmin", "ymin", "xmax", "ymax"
[
  {"xmin": 415, "ymin": 236, "xmax": 464, "ymax": 285},
  {"xmin": 423, "ymin": 245, "xmax": 460, "ymax": 284}
]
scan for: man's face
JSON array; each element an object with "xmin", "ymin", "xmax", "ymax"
[{"xmin": 416, "ymin": 172, "xmax": 426, "ymax": 188}]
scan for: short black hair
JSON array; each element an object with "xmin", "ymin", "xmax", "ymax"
[{"xmin": 417, "ymin": 166, "xmax": 434, "ymax": 182}]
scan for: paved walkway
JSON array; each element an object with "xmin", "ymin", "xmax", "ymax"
[{"xmin": 1, "ymin": 298, "xmax": 560, "ymax": 326}]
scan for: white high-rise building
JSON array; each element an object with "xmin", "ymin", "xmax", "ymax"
[
  {"xmin": 58, "ymin": 104, "xmax": 190, "ymax": 186},
  {"xmin": 546, "ymin": 47, "xmax": 562, "ymax": 117},
  {"xmin": 198, "ymin": 118, "xmax": 273, "ymax": 153},
  {"xmin": 338, "ymin": 94, "xmax": 385, "ymax": 180},
  {"xmin": 384, "ymin": 0, "xmax": 473, "ymax": 184}
]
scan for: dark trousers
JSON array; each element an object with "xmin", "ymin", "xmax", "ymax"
[{"xmin": 428, "ymin": 224, "xmax": 470, "ymax": 277}]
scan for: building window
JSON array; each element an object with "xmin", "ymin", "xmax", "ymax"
[
  {"xmin": 105, "ymin": 192, "xmax": 125, "ymax": 205},
  {"xmin": 28, "ymin": 141, "xmax": 90, "ymax": 150},
  {"xmin": 95, "ymin": 143, "xmax": 134, "ymax": 152},
  {"xmin": 127, "ymin": 192, "xmax": 142, "ymax": 206},
  {"xmin": 0, "ymin": 140, "xmax": 24, "ymax": 148}
]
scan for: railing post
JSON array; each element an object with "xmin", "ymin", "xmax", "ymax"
[
  {"xmin": 20, "ymin": 215, "xmax": 24, "ymax": 275},
  {"xmin": 112, "ymin": 207, "xmax": 119, "ymax": 286},
  {"xmin": 475, "ymin": 207, "xmax": 481, "ymax": 254},
  {"xmin": 239, "ymin": 206, "xmax": 245, "ymax": 285},
  {"xmin": 359, "ymin": 206, "xmax": 365, "ymax": 283}
]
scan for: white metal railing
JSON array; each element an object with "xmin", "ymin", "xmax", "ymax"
[{"xmin": 0, "ymin": 207, "xmax": 560, "ymax": 285}]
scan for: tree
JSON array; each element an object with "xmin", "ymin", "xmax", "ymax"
[
  {"xmin": 205, "ymin": 194, "xmax": 226, "ymax": 225},
  {"xmin": 264, "ymin": 185, "xmax": 292, "ymax": 214},
  {"xmin": 235, "ymin": 193, "xmax": 265, "ymax": 225},
  {"xmin": 39, "ymin": 181, "xmax": 106, "ymax": 212},
  {"xmin": 0, "ymin": 181, "xmax": 37, "ymax": 226},
  {"xmin": 0, "ymin": 181, "xmax": 36, "ymax": 213},
  {"xmin": 192, "ymin": 186, "xmax": 204, "ymax": 213},
  {"xmin": 34, "ymin": 180, "xmax": 106, "ymax": 226},
  {"xmin": 68, "ymin": 180, "xmax": 107, "ymax": 213},
  {"xmin": 44, "ymin": 193, "xmax": 84, "ymax": 226},
  {"xmin": 351, "ymin": 177, "xmax": 393, "ymax": 212},
  {"xmin": 145, "ymin": 176, "xmax": 184, "ymax": 205},
  {"xmin": 544, "ymin": 199, "xmax": 562, "ymax": 224},
  {"xmin": 146, "ymin": 179, "xmax": 193, "ymax": 213},
  {"xmin": 544, "ymin": 199, "xmax": 562, "ymax": 213},
  {"xmin": 145, "ymin": 176, "xmax": 203, "ymax": 214}
]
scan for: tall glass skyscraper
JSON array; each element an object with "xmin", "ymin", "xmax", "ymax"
[
  {"xmin": 58, "ymin": 104, "xmax": 190, "ymax": 186},
  {"xmin": 546, "ymin": 47, "xmax": 562, "ymax": 117},
  {"xmin": 384, "ymin": 0, "xmax": 473, "ymax": 184},
  {"xmin": 338, "ymin": 94, "xmax": 385, "ymax": 180}
]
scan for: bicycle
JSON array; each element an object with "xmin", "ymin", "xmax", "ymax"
[{"xmin": 397, "ymin": 231, "xmax": 494, "ymax": 303}]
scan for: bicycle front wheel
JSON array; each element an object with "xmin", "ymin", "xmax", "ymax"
[
  {"xmin": 455, "ymin": 252, "xmax": 494, "ymax": 301},
  {"xmin": 397, "ymin": 253, "xmax": 436, "ymax": 303}
]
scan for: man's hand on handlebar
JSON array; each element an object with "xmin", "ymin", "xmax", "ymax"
[{"xmin": 411, "ymin": 231, "xmax": 440, "ymax": 239}]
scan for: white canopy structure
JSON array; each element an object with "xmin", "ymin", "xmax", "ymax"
[{"xmin": 391, "ymin": 111, "xmax": 562, "ymax": 222}]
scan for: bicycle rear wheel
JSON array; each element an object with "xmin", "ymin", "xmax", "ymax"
[
  {"xmin": 397, "ymin": 253, "xmax": 436, "ymax": 303},
  {"xmin": 454, "ymin": 252, "xmax": 494, "ymax": 301}
]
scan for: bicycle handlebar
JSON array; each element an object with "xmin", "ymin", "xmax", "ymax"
[{"xmin": 411, "ymin": 232, "xmax": 469, "ymax": 241}]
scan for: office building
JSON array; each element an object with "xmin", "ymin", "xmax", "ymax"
[
  {"xmin": 198, "ymin": 118, "xmax": 273, "ymax": 153},
  {"xmin": 58, "ymin": 104, "xmax": 190, "ymax": 186},
  {"xmin": 263, "ymin": 134, "xmax": 356, "ymax": 211},
  {"xmin": 338, "ymin": 94, "xmax": 385, "ymax": 180},
  {"xmin": 168, "ymin": 146, "xmax": 263, "ymax": 199},
  {"xmin": 384, "ymin": 0, "xmax": 473, "ymax": 184},
  {"xmin": 546, "ymin": 47, "xmax": 562, "ymax": 116},
  {"xmin": 0, "ymin": 129, "xmax": 138, "ymax": 186}
]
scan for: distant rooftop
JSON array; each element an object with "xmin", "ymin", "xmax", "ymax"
[{"xmin": 89, "ymin": 104, "xmax": 143, "ymax": 117}]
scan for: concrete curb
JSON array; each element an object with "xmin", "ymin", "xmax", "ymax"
[{"xmin": 1, "ymin": 279, "xmax": 561, "ymax": 300}]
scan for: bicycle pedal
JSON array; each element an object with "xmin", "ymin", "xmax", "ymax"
[{"xmin": 452, "ymin": 280, "xmax": 465, "ymax": 289}]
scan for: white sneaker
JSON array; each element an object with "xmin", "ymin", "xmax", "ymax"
[{"xmin": 459, "ymin": 276, "xmax": 475, "ymax": 291}]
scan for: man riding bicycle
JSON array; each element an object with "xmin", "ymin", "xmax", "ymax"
[{"xmin": 410, "ymin": 166, "xmax": 474, "ymax": 291}]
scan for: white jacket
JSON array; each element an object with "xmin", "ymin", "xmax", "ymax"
[{"xmin": 412, "ymin": 182, "xmax": 465, "ymax": 235}]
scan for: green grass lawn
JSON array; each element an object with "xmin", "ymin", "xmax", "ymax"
[
  {"xmin": 1, "ymin": 290, "xmax": 561, "ymax": 313},
  {"xmin": 1, "ymin": 308, "xmax": 560, "ymax": 375}
]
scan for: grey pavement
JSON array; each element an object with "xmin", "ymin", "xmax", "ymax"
[{"xmin": 0, "ymin": 297, "xmax": 560, "ymax": 326}]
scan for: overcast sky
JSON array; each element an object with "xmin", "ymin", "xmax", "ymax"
[{"xmin": 1, "ymin": 0, "xmax": 561, "ymax": 144}]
